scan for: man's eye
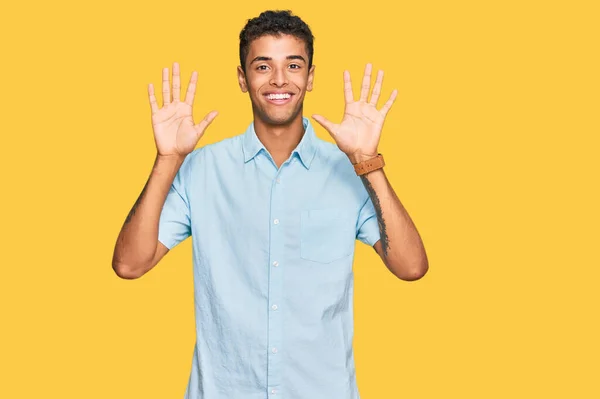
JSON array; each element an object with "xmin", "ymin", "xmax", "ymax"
[
  {"xmin": 289, "ymin": 64, "xmax": 301, "ymax": 69},
  {"xmin": 257, "ymin": 65, "xmax": 269, "ymax": 70}
]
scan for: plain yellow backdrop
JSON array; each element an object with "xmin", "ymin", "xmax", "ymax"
[{"xmin": 1, "ymin": 0, "xmax": 598, "ymax": 398}]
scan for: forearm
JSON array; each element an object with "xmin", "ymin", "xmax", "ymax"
[
  {"xmin": 358, "ymin": 166, "xmax": 428, "ymax": 279},
  {"xmin": 112, "ymin": 153, "xmax": 184, "ymax": 274}
]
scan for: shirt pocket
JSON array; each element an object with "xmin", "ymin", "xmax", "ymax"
[{"xmin": 300, "ymin": 208, "xmax": 355, "ymax": 264}]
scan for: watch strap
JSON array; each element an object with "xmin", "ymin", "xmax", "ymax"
[{"xmin": 353, "ymin": 153, "xmax": 385, "ymax": 176}]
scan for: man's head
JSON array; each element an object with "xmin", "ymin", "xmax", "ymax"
[
  {"xmin": 239, "ymin": 10, "xmax": 314, "ymax": 74},
  {"xmin": 237, "ymin": 10, "xmax": 316, "ymax": 126}
]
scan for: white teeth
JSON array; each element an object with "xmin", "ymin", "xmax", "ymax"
[{"xmin": 267, "ymin": 93, "xmax": 291, "ymax": 100}]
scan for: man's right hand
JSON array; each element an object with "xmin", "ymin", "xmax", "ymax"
[{"xmin": 148, "ymin": 62, "xmax": 218, "ymax": 158}]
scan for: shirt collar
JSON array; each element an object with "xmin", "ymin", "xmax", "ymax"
[{"xmin": 242, "ymin": 117, "xmax": 317, "ymax": 169}]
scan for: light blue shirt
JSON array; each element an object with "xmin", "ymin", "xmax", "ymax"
[{"xmin": 158, "ymin": 117, "xmax": 381, "ymax": 399}]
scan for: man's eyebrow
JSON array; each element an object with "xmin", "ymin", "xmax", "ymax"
[
  {"xmin": 286, "ymin": 55, "xmax": 306, "ymax": 63},
  {"xmin": 250, "ymin": 56, "xmax": 271, "ymax": 64},
  {"xmin": 250, "ymin": 55, "xmax": 307, "ymax": 64}
]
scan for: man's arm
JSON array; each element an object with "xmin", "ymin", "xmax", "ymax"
[
  {"xmin": 354, "ymin": 164, "xmax": 428, "ymax": 281},
  {"xmin": 112, "ymin": 154, "xmax": 184, "ymax": 279},
  {"xmin": 112, "ymin": 62, "xmax": 218, "ymax": 279},
  {"xmin": 311, "ymin": 62, "xmax": 428, "ymax": 281}
]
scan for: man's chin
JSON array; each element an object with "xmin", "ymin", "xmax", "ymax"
[
  {"xmin": 260, "ymin": 111, "xmax": 301, "ymax": 126},
  {"xmin": 250, "ymin": 100, "xmax": 304, "ymax": 126}
]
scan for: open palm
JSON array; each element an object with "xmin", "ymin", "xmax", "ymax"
[
  {"xmin": 148, "ymin": 62, "xmax": 218, "ymax": 157},
  {"xmin": 312, "ymin": 63, "xmax": 397, "ymax": 159}
]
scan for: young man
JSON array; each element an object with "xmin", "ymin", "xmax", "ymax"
[{"xmin": 112, "ymin": 10, "xmax": 428, "ymax": 399}]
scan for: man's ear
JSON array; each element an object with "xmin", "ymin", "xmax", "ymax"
[
  {"xmin": 306, "ymin": 64, "xmax": 316, "ymax": 92},
  {"xmin": 237, "ymin": 66, "xmax": 248, "ymax": 93}
]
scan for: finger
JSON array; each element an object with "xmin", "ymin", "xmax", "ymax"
[
  {"xmin": 380, "ymin": 89, "xmax": 398, "ymax": 119},
  {"xmin": 162, "ymin": 67, "xmax": 171, "ymax": 106},
  {"xmin": 312, "ymin": 114, "xmax": 338, "ymax": 136},
  {"xmin": 359, "ymin": 63, "xmax": 373, "ymax": 102},
  {"xmin": 184, "ymin": 71, "xmax": 198, "ymax": 106},
  {"xmin": 148, "ymin": 83, "xmax": 159, "ymax": 115},
  {"xmin": 343, "ymin": 70, "xmax": 353, "ymax": 104},
  {"xmin": 194, "ymin": 110, "xmax": 219, "ymax": 136},
  {"xmin": 172, "ymin": 62, "xmax": 181, "ymax": 102},
  {"xmin": 369, "ymin": 70, "xmax": 384, "ymax": 106}
]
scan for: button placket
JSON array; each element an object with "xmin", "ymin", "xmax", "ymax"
[{"xmin": 267, "ymin": 167, "xmax": 286, "ymax": 395}]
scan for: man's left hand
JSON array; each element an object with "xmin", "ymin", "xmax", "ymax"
[{"xmin": 312, "ymin": 63, "xmax": 398, "ymax": 164}]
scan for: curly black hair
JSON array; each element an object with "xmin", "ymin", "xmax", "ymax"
[{"xmin": 239, "ymin": 10, "xmax": 314, "ymax": 74}]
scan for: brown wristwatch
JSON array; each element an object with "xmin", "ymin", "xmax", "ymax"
[{"xmin": 353, "ymin": 153, "xmax": 385, "ymax": 176}]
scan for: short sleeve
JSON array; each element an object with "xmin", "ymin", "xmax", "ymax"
[
  {"xmin": 157, "ymin": 153, "xmax": 193, "ymax": 250},
  {"xmin": 356, "ymin": 195, "xmax": 381, "ymax": 246}
]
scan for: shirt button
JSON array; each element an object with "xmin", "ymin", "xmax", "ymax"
[
  {"xmin": 272, "ymin": 347, "xmax": 278, "ymax": 353},
  {"xmin": 273, "ymin": 218, "xmax": 279, "ymax": 224},
  {"xmin": 271, "ymin": 388, "xmax": 277, "ymax": 395},
  {"xmin": 272, "ymin": 261, "xmax": 279, "ymax": 267},
  {"xmin": 276, "ymin": 178, "xmax": 281, "ymax": 184},
  {"xmin": 271, "ymin": 304, "xmax": 278, "ymax": 310}
]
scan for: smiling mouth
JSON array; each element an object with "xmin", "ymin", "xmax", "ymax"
[{"xmin": 264, "ymin": 93, "xmax": 294, "ymax": 105}]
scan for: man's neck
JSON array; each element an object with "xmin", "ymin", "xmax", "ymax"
[{"xmin": 253, "ymin": 114, "xmax": 305, "ymax": 161}]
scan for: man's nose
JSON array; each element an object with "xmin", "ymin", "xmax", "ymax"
[{"xmin": 269, "ymin": 68, "xmax": 288, "ymax": 87}]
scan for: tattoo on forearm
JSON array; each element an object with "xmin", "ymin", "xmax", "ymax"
[
  {"xmin": 125, "ymin": 179, "xmax": 149, "ymax": 224},
  {"xmin": 360, "ymin": 175, "xmax": 389, "ymax": 257}
]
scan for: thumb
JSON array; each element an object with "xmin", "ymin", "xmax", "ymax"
[
  {"xmin": 194, "ymin": 110, "xmax": 219, "ymax": 136},
  {"xmin": 311, "ymin": 114, "xmax": 337, "ymax": 137}
]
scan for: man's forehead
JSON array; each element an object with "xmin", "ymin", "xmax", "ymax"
[{"xmin": 247, "ymin": 34, "xmax": 307, "ymax": 58}]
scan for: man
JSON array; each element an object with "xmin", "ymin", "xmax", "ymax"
[{"xmin": 112, "ymin": 9, "xmax": 428, "ymax": 399}]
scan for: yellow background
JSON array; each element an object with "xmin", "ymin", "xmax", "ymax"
[{"xmin": 1, "ymin": 0, "xmax": 598, "ymax": 398}]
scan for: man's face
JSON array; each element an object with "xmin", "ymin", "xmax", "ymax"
[{"xmin": 237, "ymin": 34, "xmax": 315, "ymax": 126}]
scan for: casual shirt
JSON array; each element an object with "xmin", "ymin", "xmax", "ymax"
[{"xmin": 158, "ymin": 116, "xmax": 381, "ymax": 399}]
